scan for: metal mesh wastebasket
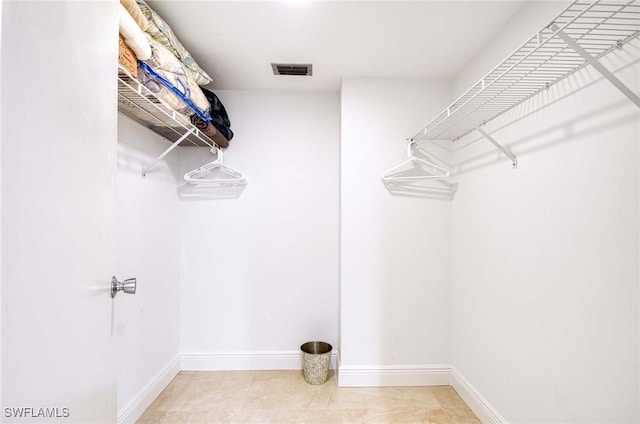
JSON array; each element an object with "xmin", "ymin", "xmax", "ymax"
[{"xmin": 300, "ymin": 341, "xmax": 332, "ymax": 385}]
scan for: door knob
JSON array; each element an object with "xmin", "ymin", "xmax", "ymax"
[{"xmin": 111, "ymin": 276, "xmax": 137, "ymax": 298}]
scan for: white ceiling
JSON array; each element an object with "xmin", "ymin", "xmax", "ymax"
[{"xmin": 149, "ymin": 1, "xmax": 529, "ymax": 92}]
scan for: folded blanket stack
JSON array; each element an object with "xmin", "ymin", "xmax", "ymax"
[
  {"xmin": 135, "ymin": 0, "xmax": 212, "ymax": 86},
  {"xmin": 118, "ymin": 2, "xmax": 151, "ymax": 60},
  {"xmin": 140, "ymin": 35, "xmax": 211, "ymax": 119},
  {"xmin": 118, "ymin": 0, "xmax": 234, "ymax": 148},
  {"xmin": 121, "ymin": 0, "xmax": 149, "ymax": 31},
  {"xmin": 119, "ymin": 35, "xmax": 138, "ymax": 78},
  {"xmin": 202, "ymin": 88, "xmax": 233, "ymax": 141},
  {"xmin": 190, "ymin": 115, "xmax": 230, "ymax": 149}
]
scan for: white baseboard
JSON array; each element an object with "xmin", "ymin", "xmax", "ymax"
[
  {"xmin": 180, "ymin": 350, "xmax": 339, "ymax": 371},
  {"xmin": 338, "ymin": 364, "xmax": 451, "ymax": 387},
  {"xmin": 122, "ymin": 353, "xmax": 504, "ymax": 424},
  {"xmin": 450, "ymin": 367, "xmax": 507, "ymax": 424},
  {"xmin": 117, "ymin": 355, "xmax": 180, "ymax": 424},
  {"xmin": 337, "ymin": 364, "xmax": 506, "ymax": 424}
]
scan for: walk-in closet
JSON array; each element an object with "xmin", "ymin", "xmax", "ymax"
[{"xmin": 1, "ymin": 0, "xmax": 639, "ymax": 423}]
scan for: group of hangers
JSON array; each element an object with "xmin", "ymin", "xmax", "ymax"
[
  {"xmin": 381, "ymin": 139, "xmax": 450, "ymax": 183},
  {"xmin": 185, "ymin": 139, "xmax": 446, "ymax": 192},
  {"xmin": 183, "ymin": 145, "xmax": 247, "ymax": 187}
]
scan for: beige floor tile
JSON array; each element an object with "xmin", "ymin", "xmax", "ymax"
[
  {"xmin": 137, "ymin": 370, "xmax": 479, "ymax": 424},
  {"xmin": 328, "ymin": 386, "xmax": 440, "ymax": 410},
  {"xmin": 441, "ymin": 405, "xmax": 481, "ymax": 424},
  {"xmin": 448, "ymin": 418, "xmax": 482, "ymax": 424},
  {"xmin": 431, "ymin": 387, "xmax": 468, "ymax": 409},
  {"xmin": 177, "ymin": 370, "xmax": 254, "ymax": 382},
  {"xmin": 339, "ymin": 407, "xmax": 437, "ymax": 424},
  {"xmin": 178, "ymin": 376, "xmax": 253, "ymax": 411},
  {"xmin": 238, "ymin": 408, "xmax": 346, "ymax": 424},
  {"xmin": 135, "ymin": 411, "xmax": 167, "ymax": 423},
  {"xmin": 167, "ymin": 410, "xmax": 243, "ymax": 423},
  {"xmin": 242, "ymin": 370, "xmax": 335, "ymax": 410},
  {"xmin": 307, "ymin": 372, "xmax": 338, "ymax": 408},
  {"xmin": 147, "ymin": 371, "xmax": 253, "ymax": 413},
  {"xmin": 426, "ymin": 409, "xmax": 452, "ymax": 424},
  {"xmin": 145, "ymin": 375, "xmax": 191, "ymax": 412},
  {"xmin": 138, "ymin": 410, "xmax": 244, "ymax": 423},
  {"xmin": 239, "ymin": 408, "xmax": 439, "ymax": 424}
]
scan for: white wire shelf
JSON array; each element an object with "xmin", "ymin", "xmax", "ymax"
[
  {"xmin": 117, "ymin": 67, "xmax": 224, "ymax": 148},
  {"xmin": 412, "ymin": 0, "xmax": 640, "ymax": 143}
]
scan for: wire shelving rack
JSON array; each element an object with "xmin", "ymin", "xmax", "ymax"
[{"xmin": 411, "ymin": 0, "xmax": 640, "ymax": 160}]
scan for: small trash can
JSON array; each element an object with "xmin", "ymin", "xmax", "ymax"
[{"xmin": 300, "ymin": 341, "xmax": 332, "ymax": 385}]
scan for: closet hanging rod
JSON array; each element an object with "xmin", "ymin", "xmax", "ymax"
[{"xmin": 410, "ymin": 0, "xmax": 640, "ymax": 143}]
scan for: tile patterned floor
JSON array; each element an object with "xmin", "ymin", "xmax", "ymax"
[{"xmin": 137, "ymin": 370, "xmax": 481, "ymax": 423}]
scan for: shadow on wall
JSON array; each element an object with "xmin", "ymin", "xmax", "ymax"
[
  {"xmin": 177, "ymin": 182, "xmax": 247, "ymax": 200},
  {"xmin": 118, "ymin": 115, "xmax": 184, "ymax": 183},
  {"xmin": 453, "ymin": 102, "xmax": 638, "ymax": 177},
  {"xmin": 450, "ymin": 54, "xmax": 640, "ymax": 176}
]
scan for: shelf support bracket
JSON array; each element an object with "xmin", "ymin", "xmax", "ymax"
[
  {"xmin": 550, "ymin": 24, "xmax": 640, "ymax": 109},
  {"xmin": 142, "ymin": 128, "xmax": 195, "ymax": 178},
  {"xmin": 476, "ymin": 127, "xmax": 518, "ymax": 169}
]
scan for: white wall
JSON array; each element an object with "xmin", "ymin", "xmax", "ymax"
[
  {"xmin": 450, "ymin": 38, "xmax": 640, "ymax": 423},
  {"xmin": 339, "ymin": 78, "xmax": 452, "ymax": 385},
  {"xmin": 179, "ymin": 90, "xmax": 340, "ymax": 369},
  {"xmin": 453, "ymin": 1, "xmax": 570, "ymax": 98},
  {"xmin": 0, "ymin": 0, "xmax": 4, "ymax": 413},
  {"xmin": 116, "ymin": 117, "xmax": 181, "ymax": 421}
]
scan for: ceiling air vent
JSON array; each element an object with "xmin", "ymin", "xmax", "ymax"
[{"xmin": 271, "ymin": 63, "xmax": 313, "ymax": 76}]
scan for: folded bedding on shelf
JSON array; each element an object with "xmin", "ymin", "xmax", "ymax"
[
  {"xmin": 119, "ymin": 35, "xmax": 138, "ymax": 78},
  {"xmin": 202, "ymin": 88, "xmax": 231, "ymax": 128},
  {"xmin": 120, "ymin": 0, "xmax": 149, "ymax": 31},
  {"xmin": 118, "ymin": 3, "xmax": 151, "ymax": 60},
  {"xmin": 190, "ymin": 87, "xmax": 234, "ymax": 148},
  {"xmin": 136, "ymin": 0, "xmax": 212, "ymax": 86},
  {"xmin": 138, "ymin": 62, "xmax": 211, "ymax": 121},
  {"xmin": 119, "ymin": 0, "xmax": 230, "ymax": 147},
  {"xmin": 200, "ymin": 88, "xmax": 234, "ymax": 141},
  {"xmin": 142, "ymin": 35, "xmax": 211, "ymax": 117},
  {"xmin": 190, "ymin": 116, "xmax": 230, "ymax": 149}
]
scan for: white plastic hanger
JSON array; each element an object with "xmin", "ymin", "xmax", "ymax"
[
  {"xmin": 381, "ymin": 140, "xmax": 450, "ymax": 183},
  {"xmin": 184, "ymin": 146, "xmax": 247, "ymax": 187}
]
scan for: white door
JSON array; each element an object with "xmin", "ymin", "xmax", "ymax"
[{"xmin": 1, "ymin": 1, "xmax": 119, "ymax": 423}]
